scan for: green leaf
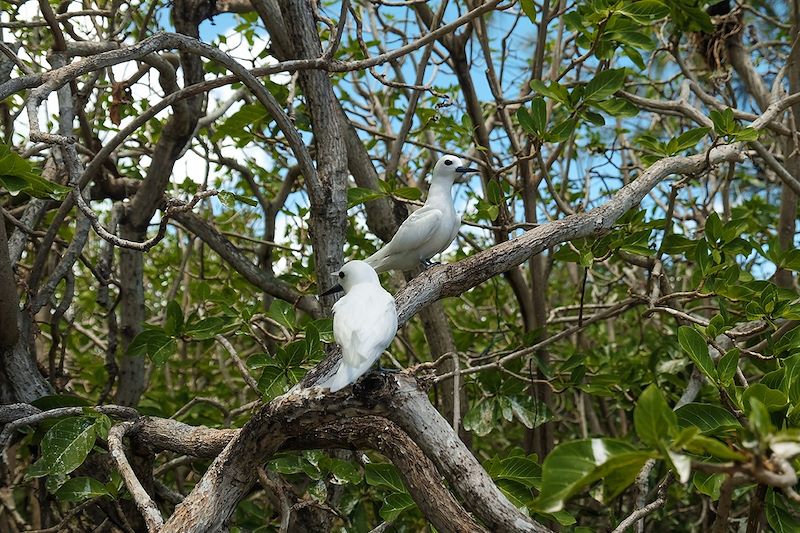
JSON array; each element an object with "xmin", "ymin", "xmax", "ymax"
[
  {"xmin": 717, "ymin": 349, "xmax": 739, "ymax": 387},
  {"xmin": 26, "ymin": 417, "xmax": 97, "ymax": 480},
  {"xmin": 379, "ymin": 492, "xmax": 415, "ymax": 522},
  {"xmin": 55, "ymin": 477, "xmax": 110, "ymax": 502},
  {"xmin": 531, "ymin": 96, "xmax": 547, "ymax": 135},
  {"xmin": 675, "ymin": 403, "xmax": 741, "ymax": 434},
  {"xmin": 517, "ymin": 107, "xmax": 538, "ymax": 136},
  {"xmin": 488, "ymin": 456, "xmax": 541, "ymax": 489},
  {"xmin": 710, "ymin": 108, "xmax": 735, "ymax": 136},
  {"xmin": 669, "ymin": 127, "xmax": 710, "ymax": 154},
  {"xmin": 463, "ymin": 399, "xmax": 496, "ymax": 436},
  {"xmin": 766, "ymin": 489, "xmax": 800, "ymax": 533},
  {"xmin": 547, "ymin": 118, "xmax": 577, "ymax": 143},
  {"xmin": 520, "ymin": 0, "xmax": 536, "ymax": 22},
  {"xmin": 163, "ymin": 300, "xmax": 184, "ymax": 337},
  {"xmin": 533, "ymin": 438, "xmax": 650, "ymax": 513},
  {"xmin": 634, "ymin": 385, "xmax": 677, "ymax": 446},
  {"xmin": 326, "ymin": 458, "xmax": 362, "ymax": 485},
  {"xmin": 583, "ymin": 69, "xmax": 626, "ymax": 101},
  {"xmin": 217, "ymin": 190, "xmax": 236, "ymax": 208},
  {"xmin": 693, "ymin": 471, "xmax": 724, "ymax": 500},
  {"xmin": 150, "ymin": 337, "xmax": 177, "ymax": 366},
  {"xmin": 232, "ymin": 193, "xmax": 259, "ymax": 207},
  {"xmin": 733, "ymin": 127, "xmax": 759, "ymax": 142},
  {"xmin": 678, "ymin": 326, "xmax": 718, "ymax": 382},
  {"xmin": 365, "ymin": 463, "xmax": 406, "ymax": 493},
  {"xmin": 619, "ymin": 0, "xmax": 670, "ymax": 23},
  {"xmin": 529, "ymin": 80, "xmax": 569, "ymax": 104},
  {"xmin": 509, "ymin": 396, "xmax": 550, "ymax": 429},
  {"xmin": 393, "ymin": 187, "xmax": 422, "ymax": 201},
  {"xmin": 742, "ymin": 384, "xmax": 788, "ymax": 412},
  {"xmin": 257, "ymin": 365, "xmax": 287, "ymax": 399},
  {"xmin": 0, "ymin": 144, "xmax": 70, "ymax": 200},
  {"xmin": 184, "ymin": 317, "xmax": 228, "ymax": 340},
  {"xmin": 348, "ymin": 186, "xmax": 387, "ymax": 208}
]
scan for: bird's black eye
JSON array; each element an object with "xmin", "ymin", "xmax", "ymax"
[
  {"xmin": 444, "ymin": 159, "xmax": 453, "ymax": 166},
  {"xmin": 338, "ymin": 272, "xmax": 345, "ymax": 278}
]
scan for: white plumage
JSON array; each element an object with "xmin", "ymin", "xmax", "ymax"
[
  {"xmin": 317, "ymin": 261, "xmax": 398, "ymax": 392},
  {"xmin": 364, "ymin": 155, "xmax": 478, "ymax": 273}
]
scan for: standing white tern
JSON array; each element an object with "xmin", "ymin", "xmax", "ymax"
[
  {"xmin": 317, "ymin": 260, "xmax": 398, "ymax": 392},
  {"xmin": 364, "ymin": 155, "xmax": 478, "ymax": 272}
]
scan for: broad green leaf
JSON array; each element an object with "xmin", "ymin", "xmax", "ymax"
[
  {"xmin": 517, "ymin": 107, "xmax": 538, "ymax": 136},
  {"xmin": 547, "ymin": 118, "xmax": 577, "ymax": 143},
  {"xmin": 619, "ymin": 0, "xmax": 670, "ymax": 23},
  {"xmin": 669, "ymin": 127, "xmax": 710, "ymax": 154},
  {"xmin": 634, "ymin": 385, "xmax": 677, "ymax": 446},
  {"xmin": 675, "ymin": 403, "xmax": 741, "ymax": 434},
  {"xmin": 379, "ymin": 492, "xmax": 415, "ymax": 522},
  {"xmin": 269, "ymin": 455, "xmax": 306, "ymax": 475},
  {"xmin": 150, "ymin": 337, "xmax": 177, "ymax": 366},
  {"xmin": 26, "ymin": 417, "xmax": 97, "ymax": 480},
  {"xmin": 487, "ymin": 456, "xmax": 541, "ymax": 489},
  {"xmin": 684, "ymin": 435, "xmax": 747, "ymax": 462},
  {"xmin": 693, "ymin": 471, "xmax": 724, "ymax": 500},
  {"xmin": 463, "ymin": 399, "xmax": 496, "ymax": 436},
  {"xmin": 766, "ymin": 489, "xmax": 800, "ymax": 533},
  {"xmin": 365, "ymin": 463, "xmax": 406, "ymax": 493},
  {"xmin": 783, "ymin": 355, "xmax": 800, "ymax": 403},
  {"xmin": 531, "ymin": 96, "xmax": 547, "ymax": 135},
  {"xmin": 258, "ymin": 365, "xmax": 287, "ymax": 399},
  {"xmin": 742, "ymin": 384, "xmax": 788, "ymax": 412},
  {"xmin": 55, "ymin": 477, "xmax": 110, "ymax": 502},
  {"xmin": 509, "ymin": 396, "xmax": 550, "ymax": 429},
  {"xmin": 533, "ymin": 438, "xmax": 650, "ymax": 513},
  {"xmin": 393, "ymin": 187, "xmax": 422, "ymax": 201},
  {"xmin": 583, "ymin": 69, "xmax": 626, "ymax": 101},
  {"xmin": 246, "ymin": 352, "xmax": 273, "ymax": 370},
  {"xmin": 184, "ymin": 317, "xmax": 228, "ymax": 340},
  {"xmin": 496, "ymin": 478, "xmax": 533, "ymax": 510},
  {"xmin": 348, "ymin": 186, "xmax": 386, "ymax": 208},
  {"xmin": 678, "ymin": 326, "xmax": 718, "ymax": 382},
  {"xmin": 717, "ymin": 349, "xmax": 739, "ymax": 387},
  {"xmin": 164, "ymin": 300, "xmax": 184, "ymax": 337},
  {"xmin": 326, "ymin": 458, "xmax": 362, "ymax": 485},
  {"xmin": 520, "ymin": 0, "xmax": 536, "ymax": 22}
]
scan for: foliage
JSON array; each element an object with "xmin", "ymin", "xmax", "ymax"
[{"xmin": 1, "ymin": 0, "xmax": 800, "ymax": 531}]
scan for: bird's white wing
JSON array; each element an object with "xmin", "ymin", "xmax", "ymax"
[
  {"xmin": 383, "ymin": 208, "xmax": 444, "ymax": 254},
  {"xmin": 334, "ymin": 291, "xmax": 397, "ymax": 368}
]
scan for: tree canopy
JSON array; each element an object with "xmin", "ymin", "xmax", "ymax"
[{"xmin": 1, "ymin": 0, "xmax": 800, "ymax": 531}]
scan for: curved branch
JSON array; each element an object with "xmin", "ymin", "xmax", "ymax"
[{"xmin": 108, "ymin": 422, "xmax": 164, "ymax": 532}]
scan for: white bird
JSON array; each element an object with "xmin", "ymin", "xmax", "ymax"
[
  {"xmin": 364, "ymin": 155, "xmax": 478, "ymax": 273},
  {"xmin": 317, "ymin": 260, "xmax": 398, "ymax": 392}
]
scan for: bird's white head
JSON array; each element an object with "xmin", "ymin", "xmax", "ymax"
[
  {"xmin": 432, "ymin": 155, "xmax": 479, "ymax": 184},
  {"xmin": 320, "ymin": 260, "xmax": 380, "ymax": 296}
]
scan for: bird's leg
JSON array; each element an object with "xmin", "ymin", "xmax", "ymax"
[
  {"xmin": 372, "ymin": 359, "xmax": 400, "ymax": 373},
  {"xmin": 420, "ymin": 258, "xmax": 440, "ymax": 269}
]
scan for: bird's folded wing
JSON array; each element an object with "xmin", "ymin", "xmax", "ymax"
[
  {"xmin": 336, "ymin": 294, "xmax": 397, "ymax": 367},
  {"xmin": 383, "ymin": 208, "xmax": 443, "ymax": 253}
]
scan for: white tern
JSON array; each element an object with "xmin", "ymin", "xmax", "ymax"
[
  {"xmin": 317, "ymin": 260, "xmax": 398, "ymax": 392},
  {"xmin": 364, "ymin": 155, "xmax": 478, "ymax": 272}
]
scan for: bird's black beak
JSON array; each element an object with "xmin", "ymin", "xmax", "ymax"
[
  {"xmin": 320, "ymin": 284, "xmax": 343, "ymax": 297},
  {"xmin": 455, "ymin": 166, "xmax": 479, "ymax": 174}
]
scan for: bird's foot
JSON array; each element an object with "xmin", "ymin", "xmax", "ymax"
[
  {"xmin": 377, "ymin": 366, "xmax": 400, "ymax": 374},
  {"xmin": 420, "ymin": 259, "xmax": 440, "ymax": 270}
]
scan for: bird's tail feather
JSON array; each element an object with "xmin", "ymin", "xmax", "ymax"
[
  {"xmin": 364, "ymin": 248, "xmax": 389, "ymax": 273},
  {"xmin": 317, "ymin": 363, "xmax": 364, "ymax": 392}
]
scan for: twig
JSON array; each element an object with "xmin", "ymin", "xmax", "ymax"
[
  {"xmin": 612, "ymin": 471, "xmax": 672, "ymax": 533},
  {"xmin": 215, "ymin": 335, "xmax": 261, "ymax": 395},
  {"xmin": 107, "ymin": 422, "xmax": 164, "ymax": 532}
]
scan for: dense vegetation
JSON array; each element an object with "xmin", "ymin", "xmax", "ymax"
[{"xmin": 1, "ymin": 0, "xmax": 799, "ymax": 531}]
